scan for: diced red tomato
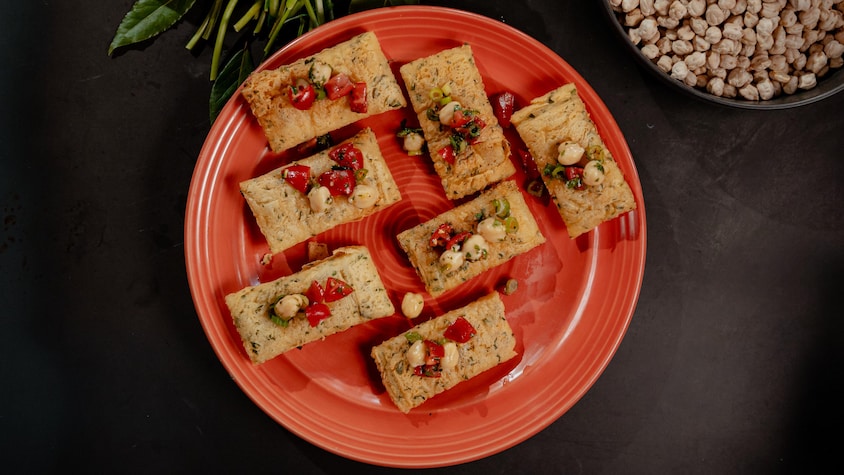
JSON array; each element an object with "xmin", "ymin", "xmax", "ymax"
[
  {"xmin": 305, "ymin": 302, "xmax": 331, "ymax": 327},
  {"xmin": 324, "ymin": 73, "xmax": 354, "ymax": 100},
  {"xmin": 492, "ymin": 91, "xmax": 516, "ymax": 128},
  {"xmin": 424, "ymin": 340, "xmax": 444, "ymax": 365},
  {"xmin": 429, "ymin": 223, "xmax": 454, "ymax": 248},
  {"xmin": 305, "ymin": 280, "xmax": 324, "ymax": 304},
  {"xmin": 350, "ymin": 82, "xmax": 367, "ymax": 113},
  {"xmin": 282, "ymin": 164, "xmax": 311, "ymax": 194},
  {"xmin": 412, "ymin": 340, "xmax": 445, "ymax": 378},
  {"xmin": 317, "ymin": 168, "xmax": 356, "ymax": 196},
  {"xmin": 437, "ymin": 145, "xmax": 456, "ymax": 164},
  {"xmin": 565, "ymin": 166, "xmax": 585, "ymax": 190},
  {"xmin": 449, "ymin": 109, "xmax": 471, "ymax": 128},
  {"xmin": 413, "ymin": 364, "xmax": 441, "ymax": 378},
  {"xmin": 328, "ymin": 143, "xmax": 364, "ymax": 170},
  {"xmin": 443, "ymin": 316, "xmax": 477, "ymax": 343},
  {"xmin": 288, "ymin": 78, "xmax": 316, "ymax": 110},
  {"xmin": 323, "ymin": 277, "xmax": 354, "ymax": 302},
  {"xmin": 444, "ymin": 231, "xmax": 471, "ymax": 252}
]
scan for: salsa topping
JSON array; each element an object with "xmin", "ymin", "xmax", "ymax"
[
  {"xmin": 281, "ymin": 143, "xmax": 371, "ymax": 209},
  {"xmin": 425, "ymin": 84, "xmax": 487, "ymax": 164},
  {"xmin": 269, "ymin": 277, "xmax": 355, "ymax": 328},
  {"xmin": 543, "ymin": 141, "xmax": 607, "ymax": 190},
  {"xmin": 287, "ymin": 62, "xmax": 367, "ymax": 113},
  {"xmin": 426, "ymin": 197, "xmax": 519, "ymax": 271},
  {"xmin": 405, "ymin": 316, "xmax": 477, "ymax": 378},
  {"xmin": 428, "ymin": 223, "xmax": 454, "ymax": 248}
]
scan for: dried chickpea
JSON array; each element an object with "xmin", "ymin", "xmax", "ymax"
[{"xmin": 609, "ymin": 0, "xmax": 844, "ymax": 102}]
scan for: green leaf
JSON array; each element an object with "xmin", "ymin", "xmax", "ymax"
[
  {"xmin": 209, "ymin": 47, "xmax": 255, "ymax": 122},
  {"xmin": 348, "ymin": 0, "xmax": 418, "ymax": 13},
  {"xmin": 108, "ymin": 0, "xmax": 197, "ymax": 55}
]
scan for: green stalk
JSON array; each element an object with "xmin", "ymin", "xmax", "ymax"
[
  {"xmin": 203, "ymin": 0, "xmax": 226, "ymax": 40},
  {"xmin": 186, "ymin": 8, "xmax": 214, "ymax": 50},
  {"xmin": 264, "ymin": 0, "xmax": 304, "ymax": 56},
  {"xmin": 210, "ymin": 0, "xmax": 241, "ymax": 80},
  {"xmin": 315, "ymin": 0, "xmax": 324, "ymax": 24},
  {"xmin": 303, "ymin": 0, "xmax": 318, "ymax": 29},
  {"xmin": 254, "ymin": 7, "xmax": 267, "ymax": 34},
  {"xmin": 234, "ymin": 1, "xmax": 262, "ymax": 32}
]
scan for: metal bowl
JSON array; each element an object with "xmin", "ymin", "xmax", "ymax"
[{"xmin": 600, "ymin": 1, "xmax": 844, "ymax": 109}]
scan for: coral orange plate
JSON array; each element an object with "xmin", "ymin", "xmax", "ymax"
[{"xmin": 185, "ymin": 6, "xmax": 646, "ymax": 468}]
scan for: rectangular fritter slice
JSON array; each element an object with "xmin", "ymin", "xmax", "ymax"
[
  {"xmin": 241, "ymin": 31, "xmax": 407, "ymax": 153},
  {"xmin": 397, "ymin": 180, "xmax": 545, "ymax": 297},
  {"xmin": 510, "ymin": 83, "xmax": 636, "ymax": 238},
  {"xmin": 225, "ymin": 246, "xmax": 395, "ymax": 364},
  {"xmin": 240, "ymin": 128, "xmax": 401, "ymax": 255},
  {"xmin": 371, "ymin": 291, "xmax": 517, "ymax": 413},
  {"xmin": 399, "ymin": 44, "xmax": 515, "ymax": 199}
]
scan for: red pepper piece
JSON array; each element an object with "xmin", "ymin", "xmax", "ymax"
[
  {"xmin": 443, "ymin": 316, "xmax": 477, "ymax": 343},
  {"xmin": 305, "ymin": 280, "xmax": 324, "ymax": 304},
  {"xmin": 444, "ymin": 231, "xmax": 471, "ymax": 252},
  {"xmin": 323, "ymin": 277, "xmax": 354, "ymax": 302},
  {"xmin": 328, "ymin": 143, "xmax": 364, "ymax": 170},
  {"xmin": 288, "ymin": 78, "xmax": 317, "ymax": 110},
  {"xmin": 324, "ymin": 73, "xmax": 354, "ymax": 100},
  {"xmin": 449, "ymin": 109, "xmax": 471, "ymax": 128},
  {"xmin": 413, "ymin": 364, "xmax": 441, "ymax": 378},
  {"xmin": 491, "ymin": 91, "xmax": 516, "ymax": 128},
  {"xmin": 350, "ymin": 82, "xmax": 367, "ymax": 113},
  {"xmin": 318, "ymin": 168, "xmax": 356, "ymax": 196},
  {"xmin": 424, "ymin": 340, "xmax": 444, "ymax": 365},
  {"xmin": 429, "ymin": 223, "xmax": 454, "ymax": 248},
  {"xmin": 438, "ymin": 145, "xmax": 456, "ymax": 164},
  {"xmin": 305, "ymin": 302, "xmax": 331, "ymax": 327},
  {"xmin": 282, "ymin": 164, "xmax": 311, "ymax": 195},
  {"xmin": 565, "ymin": 166, "xmax": 585, "ymax": 190}
]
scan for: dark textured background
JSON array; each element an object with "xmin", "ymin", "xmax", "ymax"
[{"xmin": 2, "ymin": 0, "xmax": 842, "ymax": 473}]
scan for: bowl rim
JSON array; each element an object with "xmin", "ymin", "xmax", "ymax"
[{"xmin": 599, "ymin": 0, "xmax": 844, "ymax": 110}]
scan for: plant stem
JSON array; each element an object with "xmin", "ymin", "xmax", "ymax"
[
  {"xmin": 254, "ymin": 6, "xmax": 267, "ymax": 34},
  {"xmin": 186, "ymin": 9, "xmax": 214, "ymax": 50},
  {"xmin": 204, "ymin": 0, "xmax": 226, "ymax": 40},
  {"xmin": 315, "ymin": 0, "xmax": 324, "ymax": 24},
  {"xmin": 234, "ymin": 1, "xmax": 262, "ymax": 32},
  {"xmin": 211, "ymin": 0, "xmax": 241, "ymax": 80},
  {"xmin": 264, "ymin": 0, "xmax": 304, "ymax": 56},
  {"xmin": 303, "ymin": 0, "xmax": 317, "ymax": 29}
]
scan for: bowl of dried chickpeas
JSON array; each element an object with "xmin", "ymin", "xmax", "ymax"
[{"xmin": 602, "ymin": 0, "xmax": 844, "ymax": 109}]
